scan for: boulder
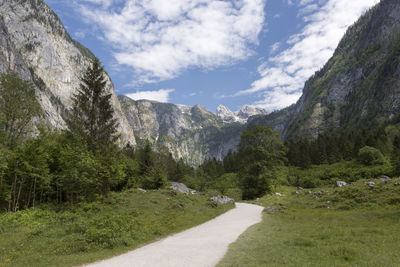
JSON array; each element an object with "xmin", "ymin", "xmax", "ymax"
[
  {"xmin": 264, "ymin": 206, "xmax": 284, "ymax": 213},
  {"xmin": 210, "ymin": 195, "xmax": 235, "ymax": 204},
  {"xmin": 380, "ymin": 176, "xmax": 391, "ymax": 183},
  {"xmin": 138, "ymin": 188, "xmax": 147, "ymax": 193},
  {"xmin": 334, "ymin": 181, "xmax": 347, "ymax": 188},
  {"xmin": 170, "ymin": 182, "xmax": 196, "ymax": 195},
  {"xmin": 394, "ymin": 182, "xmax": 400, "ymax": 186},
  {"xmin": 366, "ymin": 181, "xmax": 375, "ymax": 187},
  {"xmin": 274, "ymin": 192, "xmax": 284, "ymax": 197},
  {"xmin": 297, "ymin": 187, "xmax": 304, "ymax": 190}
]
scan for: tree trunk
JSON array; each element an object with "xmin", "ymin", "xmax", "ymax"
[
  {"xmin": 32, "ymin": 177, "xmax": 36, "ymax": 209},
  {"xmin": 15, "ymin": 178, "xmax": 24, "ymax": 212},
  {"xmin": 8, "ymin": 173, "xmax": 17, "ymax": 212}
]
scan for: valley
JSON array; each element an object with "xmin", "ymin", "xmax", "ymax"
[{"xmin": 1, "ymin": 0, "xmax": 400, "ymax": 266}]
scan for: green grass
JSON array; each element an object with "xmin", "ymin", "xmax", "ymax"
[
  {"xmin": 218, "ymin": 178, "xmax": 400, "ymax": 267},
  {"xmin": 0, "ymin": 188, "xmax": 233, "ymax": 267}
]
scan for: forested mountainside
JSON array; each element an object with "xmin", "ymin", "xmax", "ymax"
[
  {"xmin": 252, "ymin": 0, "xmax": 400, "ymax": 139},
  {"xmin": 0, "ymin": 0, "xmax": 135, "ymax": 145}
]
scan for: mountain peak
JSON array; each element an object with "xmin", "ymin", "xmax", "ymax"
[{"xmin": 216, "ymin": 104, "xmax": 268, "ymax": 123}]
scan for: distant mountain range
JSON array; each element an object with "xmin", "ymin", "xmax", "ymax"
[{"xmin": 1, "ymin": 0, "xmax": 400, "ymax": 165}]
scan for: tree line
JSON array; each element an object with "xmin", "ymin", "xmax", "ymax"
[{"xmin": 0, "ymin": 61, "xmax": 190, "ymax": 212}]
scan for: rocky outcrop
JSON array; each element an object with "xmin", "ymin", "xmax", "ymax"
[
  {"xmin": 170, "ymin": 182, "xmax": 196, "ymax": 195},
  {"xmin": 119, "ymin": 95, "xmax": 245, "ymax": 166},
  {"xmin": 210, "ymin": 195, "xmax": 235, "ymax": 204},
  {"xmin": 0, "ymin": 0, "xmax": 135, "ymax": 145},
  {"xmin": 216, "ymin": 104, "xmax": 268, "ymax": 124}
]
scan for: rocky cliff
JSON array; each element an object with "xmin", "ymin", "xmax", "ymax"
[
  {"xmin": 119, "ymin": 95, "xmax": 245, "ymax": 166},
  {"xmin": 0, "ymin": 0, "xmax": 135, "ymax": 145},
  {"xmin": 216, "ymin": 105, "xmax": 268, "ymax": 123},
  {"xmin": 253, "ymin": 0, "xmax": 400, "ymax": 140}
]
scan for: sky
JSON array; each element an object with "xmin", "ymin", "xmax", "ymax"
[{"xmin": 45, "ymin": 0, "xmax": 380, "ymax": 112}]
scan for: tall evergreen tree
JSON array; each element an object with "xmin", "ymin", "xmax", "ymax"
[{"xmin": 66, "ymin": 59, "xmax": 119, "ymax": 152}]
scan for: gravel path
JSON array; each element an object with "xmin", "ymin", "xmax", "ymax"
[{"xmin": 86, "ymin": 203, "xmax": 264, "ymax": 267}]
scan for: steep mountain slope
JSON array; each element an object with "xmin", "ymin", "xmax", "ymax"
[
  {"xmin": 250, "ymin": 0, "xmax": 400, "ymax": 140},
  {"xmin": 283, "ymin": 0, "xmax": 400, "ymax": 139},
  {"xmin": 0, "ymin": 0, "xmax": 135, "ymax": 145},
  {"xmin": 119, "ymin": 95, "xmax": 245, "ymax": 166}
]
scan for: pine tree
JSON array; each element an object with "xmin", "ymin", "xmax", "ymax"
[{"xmin": 66, "ymin": 59, "xmax": 119, "ymax": 152}]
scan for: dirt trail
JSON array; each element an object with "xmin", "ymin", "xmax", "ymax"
[{"xmin": 86, "ymin": 203, "xmax": 264, "ymax": 267}]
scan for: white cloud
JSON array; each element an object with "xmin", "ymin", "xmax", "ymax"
[
  {"xmin": 240, "ymin": 0, "xmax": 380, "ymax": 111},
  {"xmin": 126, "ymin": 89, "xmax": 175, "ymax": 102},
  {"xmin": 74, "ymin": 31, "xmax": 86, "ymax": 39},
  {"xmin": 77, "ymin": 0, "xmax": 266, "ymax": 83}
]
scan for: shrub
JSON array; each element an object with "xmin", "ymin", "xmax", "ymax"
[{"xmin": 358, "ymin": 146, "xmax": 385, "ymax": 166}]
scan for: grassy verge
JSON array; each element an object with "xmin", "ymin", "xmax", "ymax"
[
  {"xmin": 218, "ymin": 178, "xmax": 400, "ymax": 266},
  {"xmin": 0, "ymin": 188, "xmax": 233, "ymax": 267}
]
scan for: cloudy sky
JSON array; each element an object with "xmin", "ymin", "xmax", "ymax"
[{"xmin": 46, "ymin": 0, "xmax": 380, "ymax": 112}]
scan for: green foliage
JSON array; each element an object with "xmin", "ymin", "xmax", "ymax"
[
  {"xmin": 66, "ymin": 59, "xmax": 119, "ymax": 153},
  {"xmin": 358, "ymin": 146, "xmax": 385, "ymax": 166},
  {"xmin": 391, "ymin": 135, "xmax": 400, "ymax": 176},
  {"xmin": 0, "ymin": 189, "xmax": 232, "ymax": 266},
  {"xmin": 0, "ymin": 71, "xmax": 42, "ymax": 148},
  {"xmin": 237, "ymin": 126, "xmax": 287, "ymax": 199}
]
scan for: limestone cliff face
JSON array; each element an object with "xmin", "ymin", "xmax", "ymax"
[
  {"xmin": 119, "ymin": 95, "xmax": 245, "ymax": 166},
  {"xmin": 251, "ymin": 0, "xmax": 400, "ymax": 140},
  {"xmin": 0, "ymin": 0, "xmax": 135, "ymax": 145},
  {"xmin": 283, "ymin": 0, "xmax": 400, "ymax": 139},
  {"xmin": 216, "ymin": 104, "xmax": 268, "ymax": 123}
]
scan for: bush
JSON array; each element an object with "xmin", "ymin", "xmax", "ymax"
[
  {"xmin": 225, "ymin": 188, "xmax": 242, "ymax": 201},
  {"xmin": 358, "ymin": 146, "xmax": 385, "ymax": 166}
]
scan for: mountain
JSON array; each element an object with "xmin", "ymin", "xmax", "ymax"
[
  {"xmin": 119, "ymin": 95, "xmax": 245, "ymax": 166},
  {"xmin": 0, "ymin": 0, "xmax": 135, "ymax": 145},
  {"xmin": 253, "ymin": 0, "xmax": 400, "ymax": 140},
  {"xmin": 216, "ymin": 105, "xmax": 268, "ymax": 123}
]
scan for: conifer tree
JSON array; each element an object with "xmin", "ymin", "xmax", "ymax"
[{"xmin": 66, "ymin": 59, "xmax": 119, "ymax": 152}]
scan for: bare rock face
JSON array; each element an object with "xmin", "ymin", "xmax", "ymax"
[
  {"xmin": 216, "ymin": 104, "xmax": 268, "ymax": 124},
  {"xmin": 119, "ymin": 95, "xmax": 244, "ymax": 166},
  {"xmin": 0, "ymin": 0, "xmax": 135, "ymax": 145}
]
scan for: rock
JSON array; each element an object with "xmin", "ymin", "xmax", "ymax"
[
  {"xmin": 317, "ymin": 191, "xmax": 323, "ymax": 196},
  {"xmin": 380, "ymin": 176, "xmax": 391, "ymax": 183},
  {"xmin": 170, "ymin": 182, "xmax": 196, "ymax": 195},
  {"xmin": 292, "ymin": 191, "xmax": 299, "ymax": 195},
  {"xmin": 366, "ymin": 181, "xmax": 375, "ymax": 187},
  {"xmin": 210, "ymin": 196, "xmax": 235, "ymax": 204},
  {"xmin": 138, "ymin": 188, "xmax": 147, "ymax": 193},
  {"xmin": 172, "ymin": 204, "xmax": 183, "ymax": 209},
  {"xmin": 274, "ymin": 192, "xmax": 284, "ymax": 197},
  {"xmin": 297, "ymin": 187, "xmax": 304, "ymax": 190},
  {"xmin": 334, "ymin": 181, "xmax": 347, "ymax": 188},
  {"xmin": 264, "ymin": 206, "xmax": 284, "ymax": 213},
  {"xmin": 394, "ymin": 182, "xmax": 400, "ymax": 186}
]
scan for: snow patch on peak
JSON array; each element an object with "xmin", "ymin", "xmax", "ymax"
[{"xmin": 216, "ymin": 104, "xmax": 268, "ymax": 123}]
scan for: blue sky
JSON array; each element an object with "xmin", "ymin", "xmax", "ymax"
[{"xmin": 45, "ymin": 0, "xmax": 379, "ymax": 112}]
